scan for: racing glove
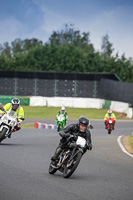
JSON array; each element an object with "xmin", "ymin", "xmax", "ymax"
[
  {"xmin": 0, "ymin": 106, "xmax": 5, "ymax": 111},
  {"xmin": 17, "ymin": 121, "xmax": 21, "ymax": 127},
  {"xmin": 64, "ymin": 132, "xmax": 71, "ymax": 138},
  {"xmin": 89, "ymin": 124, "xmax": 93, "ymax": 129},
  {"xmin": 59, "ymin": 131, "xmax": 70, "ymax": 138},
  {"xmin": 87, "ymin": 143, "xmax": 92, "ymax": 150}
]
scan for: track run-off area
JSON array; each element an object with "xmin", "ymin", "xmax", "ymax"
[{"xmin": 0, "ymin": 120, "xmax": 133, "ymax": 200}]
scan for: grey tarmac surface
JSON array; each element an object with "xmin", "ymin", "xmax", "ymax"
[{"xmin": 0, "ymin": 120, "xmax": 133, "ymax": 200}]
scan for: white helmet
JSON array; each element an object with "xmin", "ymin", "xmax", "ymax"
[
  {"xmin": 11, "ymin": 98, "xmax": 20, "ymax": 110},
  {"xmin": 11, "ymin": 98, "xmax": 20, "ymax": 105},
  {"xmin": 108, "ymin": 109, "xmax": 112, "ymax": 114},
  {"xmin": 61, "ymin": 106, "xmax": 65, "ymax": 112}
]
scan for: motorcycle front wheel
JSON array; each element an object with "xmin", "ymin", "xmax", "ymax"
[
  {"xmin": 108, "ymin": 124, "xmax": 111, "ymax": 134},
  {"xmin": 63, "ymin": 151, "xmax": 82, "ymax": 178},
  {"xmin": 57, "ymin": 124, "xmax": 61, "ymax": 132},
  {"xmin": 49, "ymin": 161, "xmax": 57, "ymax": 174},
  {"xmin": 0, "ymin": 127, "xmax": 7, "ymax": 143}
]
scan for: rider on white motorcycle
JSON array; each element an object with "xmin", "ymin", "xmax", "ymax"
[
  {"xmin": 0, "ymin": 98, "xmax": 24, "ymax": 137},
  {"xmin": 51, "ymin": 116, "xmax": 92, "ymax": 165}
]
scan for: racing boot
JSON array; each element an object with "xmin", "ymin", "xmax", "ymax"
[
  {"xmin": 51, "ymin": 146, "xmax": 62, "ymax": 166},
  {"xmin": 104, "ymin": 121, "xmax": 106, "ymax": 129},
  {"xmin": 8, "ymin": 133, "xmax": 12, "ymax": 138}
]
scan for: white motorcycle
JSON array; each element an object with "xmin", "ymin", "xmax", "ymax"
[{"xmin": 0, "ymin": 107, "xmax": 24, "ymax": 143}]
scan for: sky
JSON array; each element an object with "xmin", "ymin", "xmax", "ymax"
[{"xmin": 0, "ymin": 0, "xmax": 133, "ymax": 59}]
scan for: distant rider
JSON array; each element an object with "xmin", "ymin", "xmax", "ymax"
[
  {"xmin": 57, "ymin": 106, "xmax": 68, "ymax": 125},
  {"xmin": 0, "ymin": 98, "xmax": 24, "ymax": 137},
  {"xmin": 104, "ymin": 109, "xmax": 116, "ymax": 129},
  {"xmin": 51, "ymin": 116, "xmax": 92, "ymax": 165}
]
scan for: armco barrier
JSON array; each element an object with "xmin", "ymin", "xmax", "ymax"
[
  {"xmin": 30, "ymin": 96, "xmax": 47, "ymax": 106},
  {"xmin": 30, "ymin": 96, "xmax": 105, "ymax": 109},
  {"xmin": 34, "ymin": 122, "xmax": 56, "ymax": 129}
]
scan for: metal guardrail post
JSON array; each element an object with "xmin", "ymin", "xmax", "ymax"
[
  {"xmin": 34, "ymin": 78, "xmax": 38, "ymax": 96},
  {"xmin": 54, "ymin": 78, "xmax": 57, "ymax": 96},
  {"xmin": 92, "ymin": 81, "xmax": 97, "ymax": 98},
  {"xmin": 14, "ymin": 77, "xmax": 17, "ymax": 96},
  {"xmin": 74, "ymin": 80, "xmax": 77, "ymax": 97}
]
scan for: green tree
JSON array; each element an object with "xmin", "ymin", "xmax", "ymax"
[
  {"xmin": 11, "ymin": 38, "xmax": 23, "ymax": 56},
  {"xmin": 0, "ymin": 42, "xmax": 11, "ymax": 58},
  {"xmin": 48, "ymin": 23, "xmax": 93, "ymax": 48},
  {"xmin": 0, "ymin": 55, "xmax": 6, "ymax": 69},
  {"xmin": 101, "ymin": 34, "xmax": 114, "ymax": 58},
  {"xmin": 0, "ymin": 26, "xmax": 133, "ymax": 82}
]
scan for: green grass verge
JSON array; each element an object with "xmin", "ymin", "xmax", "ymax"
[
  {"xmin": 23, "ymin": 106, "xmax": 127, "ymax": 120},
  {"xmin": 129, "ymin": 135, "xmax": 133, "ymax": 148},
  {"xmin": 21, "ymin": 106, "xmax": 132, "ymax": 128}
]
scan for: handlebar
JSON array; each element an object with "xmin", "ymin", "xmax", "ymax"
[
  {"xmin": 20, "ymin": 117, "xmax": 25, "ymax": 121},
  {"xmin": 67, "ymin": 134, "xmax": 77, "ymax": 142},
  {"xmin": 89, "ymin": 124, "xmax": 93, "ymax": 129}
]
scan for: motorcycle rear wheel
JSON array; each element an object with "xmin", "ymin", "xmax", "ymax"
[
  {"xmin": 0, "ymin": 127, "xmax": 7, "ymax": 143},
  {"xmin": 63, "ymin": 151, "xmax": 82, "ymax": 178}
]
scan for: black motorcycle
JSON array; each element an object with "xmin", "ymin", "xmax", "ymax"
[{"xmin": 49, "ymin": 135, "xmax": 87, "ymax": 178}]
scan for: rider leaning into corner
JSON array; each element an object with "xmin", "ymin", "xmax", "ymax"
[
  {"xmin": 104, "ymin": 109, "xmax": 116, "ymax": 129},
  {"xmin": 51, "ymin": 116, "xmax": 93, "ymax": 166},
  {"xmin": 0, "ymin": 98, "xmax": 24, "ymax": 138}
]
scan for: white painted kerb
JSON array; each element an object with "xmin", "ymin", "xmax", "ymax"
[{"xmin": 117, "ymin": 135, "xmax": 133, "ymax": 158}]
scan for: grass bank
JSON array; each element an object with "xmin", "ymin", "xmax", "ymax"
[
  {"xmin": 23, "ymin": 106, "xmax": 127, "ymax": 120},
  {"xmin": 21, "ymin": 106, "xmax": 129, "ymax": 129},
  {"xmin": 129, "ymin": 135, "xmax": 133, "ymax": 149}
]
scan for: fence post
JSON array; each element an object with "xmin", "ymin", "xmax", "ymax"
[
  {"xmin": 14, "ymin": 77, "xmax": 17, "ymax": 96},
  {"xmin": 34, "ymin": 78, "xmax": 38, "ymax": 96},
  {"xmin": 92, "ymin": 81, "xmax": 97, "ymax": 98},
  {"xmin": 74, "ymin": 80, "xmax": 77, "ymax": 97},
  {"xmin": 54, "ymin": 79, "xmax": 57, "ymax": 96}
]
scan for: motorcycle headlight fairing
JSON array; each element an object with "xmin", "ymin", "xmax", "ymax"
[
  {"xmin": 10, "ymin": 120, "xmax": 16, "ymax": 126},
  {"xmin": 3, "ymin": 116, "xmax": 8, "ymax": 123}
]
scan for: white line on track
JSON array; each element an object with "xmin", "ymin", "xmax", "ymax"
[{"xmin": 117, "ymin": 135, "xmax": 133, "ymax": 158}]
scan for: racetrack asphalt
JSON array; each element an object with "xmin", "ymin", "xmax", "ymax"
[{"xmin": 0, "ymin": 120, "xmax": 133, "ymax": 200}]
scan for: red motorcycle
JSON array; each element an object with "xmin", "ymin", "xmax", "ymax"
[{"xmin": 105, "ymin": 117, "xmax": 115, "ymax": 134}]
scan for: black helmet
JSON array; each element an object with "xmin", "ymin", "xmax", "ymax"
[
  {"xmin": 79, "ymin": 116, "xmax": 89, "ymax": 126},
  {"xmin": 11, "ymin": 98, "xmax": 20, "ymax": 105}
]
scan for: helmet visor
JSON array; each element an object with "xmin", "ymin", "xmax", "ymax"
[
  {"xmin": 12, "ymin": 104, "xmax": 19, "ymax": 110},
  {"xmin": 79, "ymin": 124, "xmax": 87, "ymax": 132}
]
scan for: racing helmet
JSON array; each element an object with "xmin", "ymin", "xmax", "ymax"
[
  {"xmin": 79, "ymin": 116, "xmax": 89, "ymax": 132},
  {"xmin": 108, "ymin": 109, "xmax": 112, "ymax": 114},
  {"xmin": 61, "ymin": 106, "xmax": 65, "ymax": 113},
  {"xmin": 11, "ymin": 98, "xmax": 20, "ymax": 110},
  {"xmin": 79, "ymin": 116, "xmax": 89, "ymax": 126}
]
